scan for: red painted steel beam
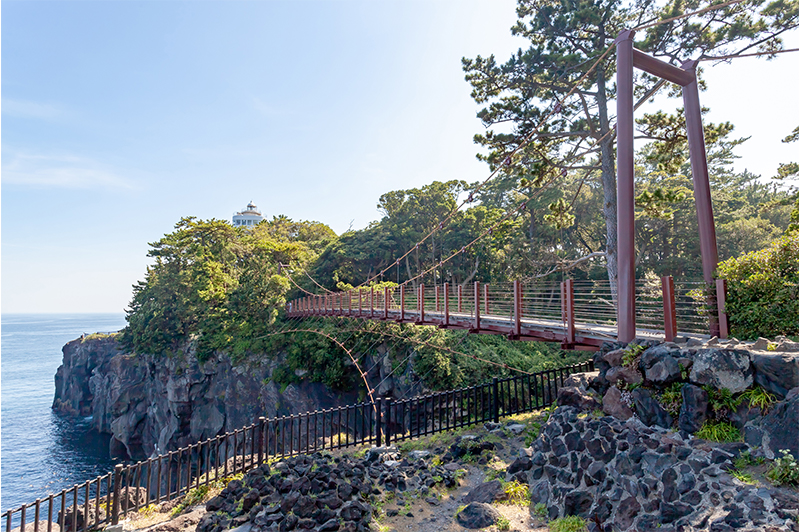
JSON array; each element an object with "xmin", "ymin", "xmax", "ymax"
[
  {"xmin": 473, "ymin": 281, "xmax": 481, "ymax": 331},
  {"xmin": 632, "ymin": 49, "xmax": 694, "ymax": 86},
  {"xmin": 513, "ymin": 280, "xmax": 522, "ymax": 338},
  {"xmin": 565, "ymin": 279, "xmax": 575, "ymax": 346},
  {"xmin": 662, "ymin": 276, "xmax": 677, "ymax": 342},
  {"xmin": 716, "ymin": 279, "xmax": 729, "ymax": 340},
  {"xmin": 443, "ymin": 283, "xmax": 450, "ymax": 327},
  {"xmin": 399, "ymin": 285, "xmax": 405, "ymax": 322},
  {"xmin": 419, "ymin": 284, "xmax": 425, "ymax": 324},
  {"xmin": 616, "ymin": 29, "xmax": 636, "ymax": 344}
]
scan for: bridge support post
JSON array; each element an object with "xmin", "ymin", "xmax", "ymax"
[
  {"xmin": 616, "ymin": 30, "xmax": 636, "ymax": 344},
  {"xmin": 661, "ymin": 276, "xmax": 677, "ymax": 342},
  {"xmin": 358, "ymin": 290, "xmax": 363, "ymax": 317},
  {"xmin": 435, "ymin": 285, "xmax": 440, "ymax": 313},
  {"xmin": 400, "ymin": 284, "xmax": 405, "ymax": 322},
  {"xmin": 370, "ymin": 289, "xmax": 375, "ymax": 319},
  {"xmin": 443, "ymin": 283, "xmax": 450, "ymax": 327},
  {"xmin": 348, "ymin": 291, "xmax": 352, "ymax": 316},
  {"xmin": 484, "ymin": 284, "xmax": 489, "ymax": 315},
  {"xmin": 513, "ymin": 280, "xmax": 522, "ymax": 338},
  {"xmin": 458, "ymin": 285, "xmax": 463, "ymax": 313},
  {"xmin": 716, "ymin": 279, "xmax": 729, "ymax": 340},
  {"xmin": 419, "ymin": 284, "xmax": 425, "ymax": 324},
  {"xmin": 561, "ymin": 280, "xmax": 575, "ymax": 346},
  {"xmin": 384, "ymin": 287, "xmax": 389, "ymax": 320},
  {"xmin": 474, "ymin": 281, "xmax": 481, "ymax": 332}
]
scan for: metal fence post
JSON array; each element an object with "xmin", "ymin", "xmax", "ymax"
[
  {"xmin": 492, "ymin": 377, "xmax": 499, "ymax": 423},
  {"xmin": 384, "ymin": 398, "xmax": 393, "ymax": 446},
  {"xmin": 111, "ymin": 464, "xmax": 123, "ymax": 525},
  {"xmin": 376, "ymin": 398, "xmax": 383, "ymax": 447},
  {"xmin": 257, "ymin": 417, "xmax": 265, "ymax": 465}
]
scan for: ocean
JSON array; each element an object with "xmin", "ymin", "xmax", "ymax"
[{"xmin": 1, "ymin": 314, "xmax": 128, "ymax": 515}]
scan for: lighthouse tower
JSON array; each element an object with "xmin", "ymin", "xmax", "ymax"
[{"xmin": 232, "ymin": 201, "xmax": 264, "ymax": 228}]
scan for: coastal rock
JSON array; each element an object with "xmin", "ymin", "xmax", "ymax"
[{"xmin": 52, "ymin": 336, "xmax": 425, "ymax": 460}]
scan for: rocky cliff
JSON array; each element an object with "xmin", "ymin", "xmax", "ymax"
[{"xmin": 52, "ymin": 336, "xmax": 423, "ymax": 461}]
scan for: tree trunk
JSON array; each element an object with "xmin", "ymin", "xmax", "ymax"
[{"xmin": 596, "ymin": 63, "xmax": 619, "ymax": 303}]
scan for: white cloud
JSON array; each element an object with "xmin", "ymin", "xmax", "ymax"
[
  {"xmin": 2, "ymin": 152, "xmax": 136, "ymax": 190},
  {"xmin": 2, "ymin": 98, "xmax": 68, "ymax": 120}
]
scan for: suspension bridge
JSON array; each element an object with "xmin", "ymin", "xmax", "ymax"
[{"xmin": 286, "ymin": 277, "xmax": 724, "ymax": 350}]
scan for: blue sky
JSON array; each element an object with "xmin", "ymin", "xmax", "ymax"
[{"xmin": 2, "ymin": 0, "xmax": 797, "ymax": 314}]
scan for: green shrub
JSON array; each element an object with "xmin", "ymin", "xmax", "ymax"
[
  {"xmin": 502, "ymin": 480, "xmax": 531, "ymax": 505},
  {"xmin": 658, "ymin": 382, "xmax": 684, "ymax": 417},
  {"xmin": 716, "ymin": 231, "xmax": 799, "ymax": 339},
  {"xmin": 766, "ymin": 449, "xmax": 799, "ymax": 486},
  {"xmin": 549, "ymin": 516, "xmax": 588, "ymax": 532},
  {"xmin": 702, "ymin": 386, "xmax": 742, "ymax": 421}
]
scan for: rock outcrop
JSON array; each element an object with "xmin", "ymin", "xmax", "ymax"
[
  {"xmin": 53, "ymin": 336, "xmax": 424, "ymax": 461},
  {"xmin": 580, "ymin": 337, "xmax": 800, "ymax": 460}
]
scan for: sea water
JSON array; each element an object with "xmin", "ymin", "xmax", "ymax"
[{"xmin": 1, "ymin": 314, "xmax": 128, "ymax": 514}]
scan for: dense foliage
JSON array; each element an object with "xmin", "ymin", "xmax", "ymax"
[
  {"xmin": 716, "ymin": 230, "xmax": 799, "ymax": 340},
  {"xmin": 121, "ymin": 216, "xmax": 335, "ymax": 360}
]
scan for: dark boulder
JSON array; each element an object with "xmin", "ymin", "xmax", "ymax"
[
  {"xmin": 632, "ymin": 388, "xmax": 673, "ymax": 429},
  {"xmin": 752, "ymin": 353, "xmax": 799, "ymax": 398},
  {"xmin": 456, "ymin": 502, "xmax": 500, "ymax": 529},
  {"xmin": 602, "ymin": 386, "xmax": 634, "ymax": 420},
  {"xmin": 557, "ymin": 386, "xmax": 601, "ymax": 411},
  {"xmin": 690, "ymin": 349, "xmax": 753, "ymax": 394},
  {"xmin": 462, "ymin": 480, "xmax": 504, "ymax": 504},
  {"xmin": 679, "ymin": 384, "xmax": 710, "ymax": 434}
]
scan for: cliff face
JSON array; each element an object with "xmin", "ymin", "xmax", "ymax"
[{"xmin": 53, "ymin": 336, "xmax": 420, "ymax": 461}]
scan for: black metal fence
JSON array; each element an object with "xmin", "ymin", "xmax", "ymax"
[{"xmin": 2, "ymin": 361, "xmax": 593, "ymax": 532}]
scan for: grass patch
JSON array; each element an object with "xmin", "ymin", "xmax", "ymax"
[
  {"xmin": 171, "ymin": 485, "xmax": 210, "ymax": 517},
  {"xmin": 739, "ymin": 386, "xmax": 776, "ymax": 413},
  {"xmin": 730, "ymin": 469, "xmax": 757, "ymax": 485},
  {"xmin": 549, "ymin": 515, "xmax": 588, "ymax": 532},
  {"xmin": 695, "ymin": 421, "xmax": 741, "ymax": 443},
  {"xmin": 81, "ymin": 332, "xmax": 119, "ymax": 342},
  {"xmin": 534, "ymin": 503, "xmax": 547, "ymax": 517},
  {"xmin": 496, "ymin": 515, "xmax": 511, "ymax": 530},
  {"xmin": 397, "ymin": 425, "xmax": 474, "ymax": 453}
]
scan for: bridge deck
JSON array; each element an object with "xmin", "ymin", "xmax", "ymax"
[{"xmin": 287, "ymin": 306, "xmax": 707, "ymax": 350}]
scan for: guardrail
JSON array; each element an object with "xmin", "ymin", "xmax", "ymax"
[
  {"xmin": 286, "ymin": 276, "xmax": 722, "ymax": 346},
  {"xmin": 2, "ymin": 361, "xmax": 593, "ymax": 532}
]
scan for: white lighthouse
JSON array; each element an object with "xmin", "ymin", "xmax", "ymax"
[{"xmin": 232, "ymin": 201, "xmax": 264, "ymax": 228}]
